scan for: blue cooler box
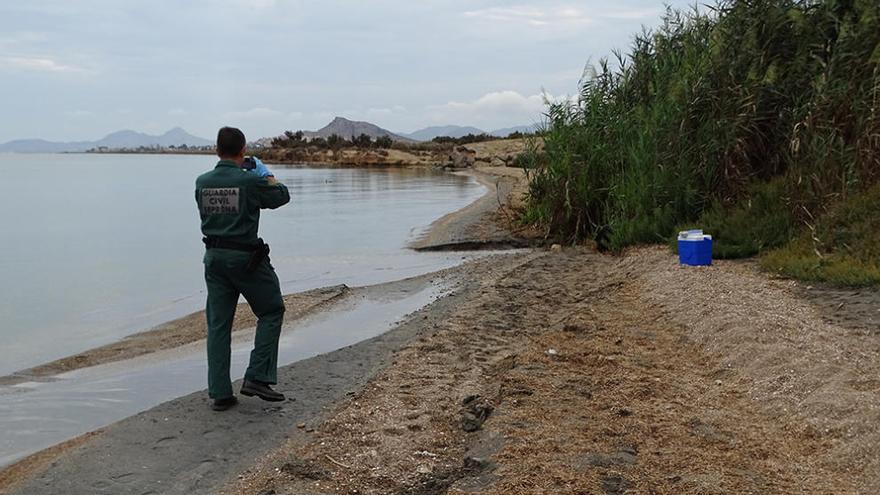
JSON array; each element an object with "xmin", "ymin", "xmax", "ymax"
[{"xmin": 678, "ymin": 235, "xmax": 713, "ymax": 266}]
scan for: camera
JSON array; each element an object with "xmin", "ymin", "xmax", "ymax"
[{"xmin": 242, "ymin": 156, "xmax": 257, "ymax": 170}]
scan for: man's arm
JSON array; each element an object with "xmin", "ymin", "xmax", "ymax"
[
  {"xmin": 255, "ymin": 178, "xmax": 290, "ymax": 209},
  {"xmin": 246, "ymin": 158, "xmax": 289, "ymax": 209}
]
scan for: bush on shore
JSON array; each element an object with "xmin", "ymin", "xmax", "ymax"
[
  {"xmin": 523, "ymin": 0, "xmax": 880, "ymax": 285},
  {"xmin": 271, "ymin": 131, "xmax": 394, "ymax": 150},
  {"xmin": 432, "ymin": 131, "xmax": 540, "ymax": 145},
  {"xmin": 760, "ymin": 185, "xmax": 880, "ymax": 286}
]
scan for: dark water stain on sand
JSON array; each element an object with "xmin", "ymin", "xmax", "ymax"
[{"xmin": 798, "ymin": 284, "xmax": 880, "ymax": 334}]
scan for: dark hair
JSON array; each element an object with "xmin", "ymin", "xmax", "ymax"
[{"xmin": 216, "ymin": 127, "xmax": 246, "ymax": 157}]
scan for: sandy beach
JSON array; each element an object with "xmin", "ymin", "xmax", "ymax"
[
  {"xmin": 3, "ymin": 145, "xmax": 880, "ymax": 494},
  {"xmin": 217, "ymin": 248, "xmax": 880, "ymax": 494}
]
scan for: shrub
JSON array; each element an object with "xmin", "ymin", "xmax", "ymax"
[
  {"xmin": 432, "ymin": 133, "xmax": 495, "ymax": 145},
  {"xmin": 760, "ymin": 185, "xmax": 880, "ymax": 286},
  {"xmin": 524, "ymin": 0, "xmax": 880, "ymax": 265}
]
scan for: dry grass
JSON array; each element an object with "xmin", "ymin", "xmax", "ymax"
[{"xmin": 222, "ymin": 247, "xmax": 877, "ymax": 494}]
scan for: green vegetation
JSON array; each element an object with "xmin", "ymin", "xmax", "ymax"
[
  {"xmin": 673, "ymin": 178, "xmax": 797, "ymax": 258},
  {"xmin": 271, "ymin": 131, "xmax": 394, "ymax": 150},
  {"xmin": 432, "ymin": 133, "xmax": 497, "ymax": 145},
  {"xmin": 761, "ymin": 185, "xmax": 880, "ymax": 286},
  {"xmin": 432, "ymin": 130, "xmax": 539, "ymax": 145},
  {"xmin": 523, "ymin": 0, "xmax": 880, "ymax": 285}
]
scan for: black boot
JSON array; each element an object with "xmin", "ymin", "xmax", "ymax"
[
  {"xmin": 240, "ymin": 379, "xmax": 285, "ymax": 402},
  {"xmin": 212, "ymin": 396, "xmax": 238, "ymax": 411}
]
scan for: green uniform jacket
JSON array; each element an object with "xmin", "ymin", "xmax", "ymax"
[{"xmin": 195, "ymin": 160, "xmax": 290, "ymax": 243}]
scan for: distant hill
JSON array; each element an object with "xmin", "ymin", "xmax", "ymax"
[
  {"xmin": 399, "ymin": 124, "xmax": 541, "ymax": 142},
  {"xmin": 95, "ymin": 127, "xmax": 212, "ymax": 149},
  {"xmin": 304, "ymin": 117, "xmax": 414, "ymax": 142},
  {"xmin": 489, "ymin": 124, "xmax": 540, "ymax": 137},
  {"xmin": 402, "ymin": 125, "xmax": 487, "ymax": 141},
  {"xmin": 0, "ymin": 127, "xmax": 212, "ymax": 153},
  {"xmin": 255, "ymin": 120, "xmax": 543, "ymax": 146}
]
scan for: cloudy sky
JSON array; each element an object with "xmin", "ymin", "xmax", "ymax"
[{"xmin": 0, "ymin": 0, "xmax": 695, "ymax": 142}]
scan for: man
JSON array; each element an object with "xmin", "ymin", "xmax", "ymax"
[{"xmin": 195, "ymin": 126, "xmax": 290, "ymax": 411}]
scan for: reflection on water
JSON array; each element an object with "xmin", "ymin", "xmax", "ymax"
[
  {"xmin": 0, "ymin": 281, "xmax": 445, "ymax": 467},
  {"xmin": 0, "ymin": 154, "xmax": 484, "ymax": 375}
]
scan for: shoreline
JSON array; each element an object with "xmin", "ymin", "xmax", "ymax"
[
  {"xmin": 0, "ymin": 252, "xmax": 532, "ymax": 494},
  {"xmin": 4, "ymin": 145, "xmax": 880, "ymax": 492},
  {"xmin": 0, "ymin": 160, "xmax": 526, "ymax": 489},
  {"xmin": 0, "ymin": 285, "xmax": 350, "ymax": 387},
  {"xmin": 0, "ymin": 163, "xmax": 510, "ymax": 387},
  {"xmin": 411, "ymin": 169, "xmax": 522, "ymax": 250}
]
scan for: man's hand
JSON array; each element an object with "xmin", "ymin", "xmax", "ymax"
[{"xmin": 248, "ymin": 157, "xmax": 274, "ymax": 178}]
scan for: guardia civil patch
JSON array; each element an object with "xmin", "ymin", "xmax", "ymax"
[{"xmin": 201, "ymin": 187, "xmax": 240, "ymax": 214}]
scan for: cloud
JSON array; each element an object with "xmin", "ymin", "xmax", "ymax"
[
  {"xmin": 222, "ymin": 107, "xmax": 283, "ymax": 121},
  {"xmin": 168, "ymin": 108, "xmax": 188, "ymax": 116},
  {"xmin": 0, "ymin": 0, "xmax": 696, "ymax": 142},
  {"xmin": 463, "ymin": 5, "xmax": 592, "ymax": 29},
  {"xmin": 66, "ymin": 110, "xmax": 94, "ymax": 117},
  {"xmin": 430, "ymin": 90, "xmax": 545, "ymax": 113},
  {"xmin": 366, "ymin": 108, "xmax": 393, "ymax": 116},
  {"xmin": 234, "ymin": 0, "xmax": 276, "ymax": 10},
  {"xmin": 462, "ymin": 4, "xmax": 661, "ymax": 32},
  {"xmin": 0, "ymin": 56, "xmax": 86, "ymax": 73},
  {"xmin": 364, "ymin": 105, "xmax": 407, "ymax": 118},
  {"xmin": 0, "ymin": 31, "xmax": 50, "ymax": 48},
  {"xmin": 216, "ymin": 107, "xmax": 307, "ymax": 139},
  {"xmin": 426, "ymin": 90, "xmax": 552, "ymax": 129},
  {"xmin": 599, "ymin": 7, "xmax": 662, "ymax": 20}
]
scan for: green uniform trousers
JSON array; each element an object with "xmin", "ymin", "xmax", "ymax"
[{"xmin": 203, "ymin": 248, "xmax": 285, "ymax": 399}]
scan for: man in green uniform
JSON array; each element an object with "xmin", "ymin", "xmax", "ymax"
[{"xmin": 195, "ymin": 126, "xmax": 291, "ymax": 411}]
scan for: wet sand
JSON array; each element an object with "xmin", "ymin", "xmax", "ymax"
[
  {"xmin": 411, "ymin": 168, "xmax": 531, "ymax": 251},
  {"xmin": 0, "ymin": 286, "xmax": 350, "ymax": 387},
  {"xmin": 798, "ymin": 284, "xmax": 880, "ymax": 334}
]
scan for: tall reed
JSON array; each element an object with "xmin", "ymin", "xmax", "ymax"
[{"xmin": 524, "ymin": 0, "xmax": 880, "ymax": 256}]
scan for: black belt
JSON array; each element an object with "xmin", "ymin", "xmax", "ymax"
[
  {"xmin": 203, "ymin": 237, "xmax": 271, "ymax": 272},
  {"xmin": 203, "ymin": 236, "xmax": 263, "ymax": 251}
]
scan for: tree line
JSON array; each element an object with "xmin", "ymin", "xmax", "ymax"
[{"xmin": 272, "ymin": 131, "xmax": 394, "ymax": 150}]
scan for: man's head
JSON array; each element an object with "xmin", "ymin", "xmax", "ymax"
[{"xmin": 216, "ymin": 126, "xmax": 246, "ymax": 161}]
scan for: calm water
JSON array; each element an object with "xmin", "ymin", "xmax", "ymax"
[
  {"xmin": 0, "ymin": 154, "xmax": 484, "ymax": 376},
  {"xmin": 0, "ymin": 281, "xmax": 446, "ymax": 466}
]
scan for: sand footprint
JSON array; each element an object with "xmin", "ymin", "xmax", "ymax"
[
  {"xmin": 110, "ymin": 472, "xmax": 136, "ymax": 484},
  {"xmin": 153, "ymin": 435, "xmax": 180, "ymax": 449}
]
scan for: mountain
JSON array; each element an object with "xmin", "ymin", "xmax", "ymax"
[
  {"xmin": 159, "ymin": 127, "xmax": 213, "ymax": 147},
  {"xmin": 0, "ymin": 127, "xmax": 212, "ymax": 153},
  {"xmin": 91, "ymin": 127, "xmax": 212, "ymax": 149},
  {"xmin": 304, "ymin": 117, "xmax": 414, "ymax": 142},
  {"xmin": 402, "ymin": 125, "xmax": 487, "ymax": 141},
  {"xmin": 489, "ymin": 124, "xmax": 540, "ymax": 137},
  {"xmin": 397, "ymin": 124, "xmax": 541, "ymax": 142}
]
